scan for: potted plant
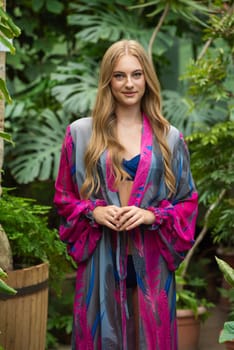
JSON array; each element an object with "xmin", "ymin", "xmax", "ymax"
[
  {"xmin": 0, "ymin": 188, "xmax": 69, "ymax": 350},
  {"xmin": 175, "ymin": 260, "xmax": 214, "ymax": 350},
  {"xmin": 215, "ymin": 257, "xmax": 234, "ymax": 349}
]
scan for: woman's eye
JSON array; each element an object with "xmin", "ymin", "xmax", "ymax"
[
  {"xmin": 133, "ymin": 71, "xmax": 142, "ymax": 79},
  {"xmin": 113, "ymin": 73, "xmax": 125, "ymax": 80}
]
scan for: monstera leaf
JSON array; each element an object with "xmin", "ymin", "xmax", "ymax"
[
  {"xmin": 8, "ymin": 108, "xmax": 68, "ymax": 184},
  {"xmin": 68, "ymin": 2, "xmax": 176, "ymax": 56},
  {"xmin": 51, "ymin": 61, "xmax": 98, "ymax": 115}
]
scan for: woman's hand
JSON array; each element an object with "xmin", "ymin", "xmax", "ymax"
[
  {"xmin": 93, "ymin": 205, "xmax": 155, "ymax": 231},
  {"xmin": 93, "ymin": 205, "xmax": 120, "ymax": 231},
  {"xmin": 115, "ymin": 206, "xmax": 155, "ymax": 231}
]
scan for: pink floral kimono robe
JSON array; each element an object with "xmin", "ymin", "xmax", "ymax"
[{"xmin": 54, "ymin": 114, "xmax": 198, "ymax": 350}]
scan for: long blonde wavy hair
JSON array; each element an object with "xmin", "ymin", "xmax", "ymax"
[{"xmin": 80, "ymin": 40, "xmax": 176, "ymax": 199}]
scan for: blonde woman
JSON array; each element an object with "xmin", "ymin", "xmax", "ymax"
[{"xmin": 54, "ymin": 40, "xmax": 198, "ymax": 350}]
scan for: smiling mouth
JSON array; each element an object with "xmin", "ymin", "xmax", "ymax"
[{"xmin": 123, "ymin": 92, "xmax": 136, "ymax": 96}]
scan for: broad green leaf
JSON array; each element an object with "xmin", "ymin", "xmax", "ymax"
[
  {"xmin": 0, "ymin": 34, "xmax": 15, "ymax": 54},
  {"xmin": 0, "ymin": 267, "xmax": 7, "ymax": 278},
  {"xmin": 0, "ymin": 78, "xmax": 12, "ymax": 103},
  {"xmin": 0, "ymin": 131, "xmax": 14, "ymax": 144},
  {"xmin": 215, "ymin": 257, "xmax": 234, "ymax": 287},
  {"xmin": 8, "ymin": 109, "xmax": 69, "ymax": 184},
  {"xmin": 0, "ymin": 278, "xmax": 17, "ymax": 295},
  {"xmin": 219, "ymin": 321, "xmax": 234, "ymax": 343},
  {"xmin": 0, "ymin": 7, "xmax": 21, "ymax": 36},
  {"xmin": 51, "ymin": 61, "xmax": 99, "ymax": 115},
  {"xmin": 46, "ymin": 0, "xmax": 64, "ymax": 14},
  {"xmin": 0, "ymin": 24, "xmax": 14, "ymax": 38},
  {"xmin": 32, "ymin": 0, "xmax": 45, "ymax": 12}
]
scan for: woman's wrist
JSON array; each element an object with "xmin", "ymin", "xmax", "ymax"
[{"xmin": 142, "ymin": 208, "xmax": 156, "ymax": 225}]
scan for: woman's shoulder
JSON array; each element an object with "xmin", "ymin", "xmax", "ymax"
[
  {"xmin": 69, "ymin": 117, "xmax": 93, "ymax": 140},
  {"xmin": 70, "ymin": 116, "xmax": 92, "ymax": 131},
  {"xmin": 166, "ymin": 124, "xmax": 184, "ymax": 153}
]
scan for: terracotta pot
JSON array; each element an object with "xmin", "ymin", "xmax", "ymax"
[
  {"xmin": 225, "ymin": 340, "xmax": 234, "ymax": 350},
  {"xmin": 176, "ymin": 306, "xmax": 206, "ymax": 350}
]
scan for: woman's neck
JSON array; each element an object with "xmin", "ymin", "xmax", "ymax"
[{"xmin": 115, "ymin": 106, "xmax": 142, "ymax": 126}]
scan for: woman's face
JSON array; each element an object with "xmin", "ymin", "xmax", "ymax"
[{"xmin": 110, "ymin": 54, "xmax": 146, "ymax": 108}]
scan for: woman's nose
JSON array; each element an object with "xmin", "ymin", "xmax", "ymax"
[{"xmin": 125, "ymin": 75, "xmax": 134, "ymax": 88}]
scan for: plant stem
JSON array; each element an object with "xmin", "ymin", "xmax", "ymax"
[
  {"xmin": 197, "ymin": 38, "xmax": 212, "ymax": 60},
  {"xmin": 181, "ymin": 188, "xmax": 226, "ymax": 280},
  {"xmin": 148, "ymin": 3, "xmax": 170, "ymax": 65}
]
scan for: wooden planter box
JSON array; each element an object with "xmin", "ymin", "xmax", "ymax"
[{"xmin": 0, "ymin": 262, "xmax": 49, "ymax": 350}]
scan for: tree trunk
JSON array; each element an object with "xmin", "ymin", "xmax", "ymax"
[
  {"xmin": 0, "ymin": 0, "xmax": 13, "ymax": 271},
  {"xmin": 0, "ymin": 21, "xmax": 5, "ymax": 195},
  {"xmin": 0, "ymin": 224, "xmax": 13, "ymax": 270}
]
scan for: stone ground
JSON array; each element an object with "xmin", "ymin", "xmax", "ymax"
[{"xmin": 57, "ymin": 306, "xmax": 227, "ymax": 350}]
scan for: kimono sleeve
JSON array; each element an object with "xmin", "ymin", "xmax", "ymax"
[
  {"xmin": 147, "ymin": 133, "xmax": 198, "ymax": 271},
  {"xmin": 54, "ymin": 125, "xmax": 106, "ymax": 263}
]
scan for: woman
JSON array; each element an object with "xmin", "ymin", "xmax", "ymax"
[{"xmin": 54, "ymin": 39, "xmax": 198, "ymax": 350}]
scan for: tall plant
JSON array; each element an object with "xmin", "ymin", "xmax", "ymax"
[
  {"xmin": 0, "ymin": 0, "xmax": 21, "ymax": 185},
  {"xmin": 175, "ymin": 3, "xmax": 234, "ymax": 289},
  {"xmin": 0, "ymin": 1, "xmax": 20, "ymax": 271}
]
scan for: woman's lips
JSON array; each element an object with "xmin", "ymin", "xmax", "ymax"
[{"xmin": 123, "ymin": 92, "xmax": 136, "ymax": 96}]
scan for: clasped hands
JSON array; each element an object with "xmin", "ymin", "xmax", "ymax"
[{"xmin": 92, "ymin": 205, "xmax": 155, "ymax": 231}]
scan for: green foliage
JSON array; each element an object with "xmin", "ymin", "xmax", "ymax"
[
  {"xmin": 0, "ymin": 78, "xmax": 12, "ymax": 104},
  {"xmin": 219, "ymin": 321, "xmax": 234, "ymax": 343},
  {"xmin": 216, "ymin": 257, "xmax": 234, "ymax": 288},
  {"xmin": 51, "ymin": 61, "xmax": 98, "ymax": 115},
  {"xmin": 0, "ymin": 131, "xmax": 13, "ymax": 144},
  {"xmin": 0, "ymin": 6, "xmax": 21, "ymax": 53},
  {"xmin": 216, "ymin": 257, "xmax": 234, "ymax": 343},
  {"xmin": 0, "ymin": 6, "xmax": 21, "ymax": 107},
  {"xmin": 188, "ymin": 121, "xmax": 234, "ymax": 247},
  {"xmin": 129, "ymin": 0, "xmax": 210, "ymax": 24},
  {"xmin": 162, "ymin": 90, "xmax": 231, "ymax": 135},
  {"xmin": 0, "ymin": 189, "xmax": 70, "ymax": 292},
  {"xmin": 180, "ymin": 44, "xmax": 233, "ymax": 101},
  {"xmin": 32, "ymin": 0, "xmax": 64, "ymax": 14},
  {"xmin": 6, "ymin": 108, "xmax": 68, "ymax": 184},
  {"xmin": 68, "ymin": 2, "xmax": 176, "ymax": 57},
  {"xmin": 6, "ymin": 2, "xmax": 71, "ymax": 87},
  {"xmin": 176, "ymin": 263, "xmax": 214, "ymax": 318},
  {"xmin": 204, "ymin": 4, "xmax": 234, "ymax": 45},
  {"xmin": 69, "ymin": 3, "xmax": 147, "ymax": 43},
  {"xmin": 46, "ymin": 273, "xmax": 75, "ymax": 348}
]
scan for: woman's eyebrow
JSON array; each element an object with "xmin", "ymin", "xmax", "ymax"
[{"xmin": 113, "ymin": 69, "xmax": 143, "ymax": 73}]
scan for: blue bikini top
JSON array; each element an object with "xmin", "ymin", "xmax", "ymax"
[{"xmin": 122, "ymin": 154, "xmax": 140, "ymax": 180}]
